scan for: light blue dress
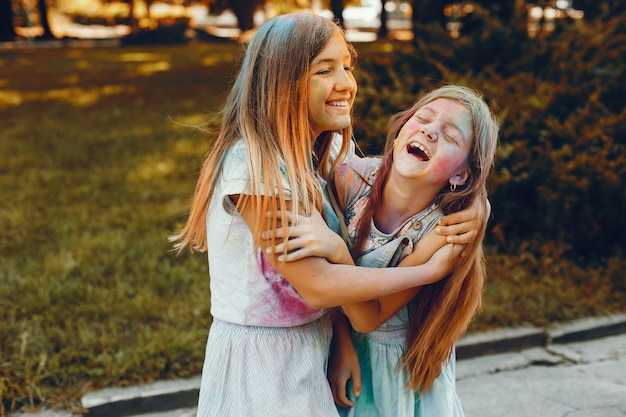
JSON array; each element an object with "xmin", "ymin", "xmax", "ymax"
[{"xmin": 334, "ymin": 157, "xmax": 465, "ymax": 417}]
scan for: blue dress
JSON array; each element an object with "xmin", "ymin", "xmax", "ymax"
[{"xmin": 333, "ymin": 157, "xmax": 465, "ymax": 417}]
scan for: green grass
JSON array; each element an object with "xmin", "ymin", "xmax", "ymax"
[{"xmin": 1, "ymin": 42, "xmax": 624, "ymax": 414}]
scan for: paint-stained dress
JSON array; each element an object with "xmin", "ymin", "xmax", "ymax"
[
  {"xmin": 333, "ymin": 157, "xmax": 465, "ymax": 417},
  {"xmin": 196, "ymin": 139, "xmax": 345, "ymax": 417}
]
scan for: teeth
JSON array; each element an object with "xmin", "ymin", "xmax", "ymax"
[
  {"xmin": 408, "ymin": 142, "xmax": 431, "ymax": 159},
  {"xmin": 328, "ymin": 101, "xmax": 348, "ymax": 107}
]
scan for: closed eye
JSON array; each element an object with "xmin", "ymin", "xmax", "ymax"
[{"xmin": 445, "ymin": 132, "xmax": 459, "ymax": 144}]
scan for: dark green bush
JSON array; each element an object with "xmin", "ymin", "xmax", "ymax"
[{"xmin": 352, "ymin": 10, "xmax": 626, "ymax": 261}]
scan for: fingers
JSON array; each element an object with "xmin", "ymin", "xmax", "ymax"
[
  {"xmin": 450, "ymin": 243, "xmax": 465, "ymax": 259},
  {"xmin": 261, "ymin": 223, "xmax": 309, "ymax": 241},
  {"xmin": 272, "ymin": 209, "xmax": 296, "ymax": 224},
  {"xmin": 442, "ymin": 229, "xmax": 477, "ymax": 245},
  {"xmin": 351, "ymin": 366, "xmax": 362, "ymax": 400},
  {"xmin": 272, "ymin": 210, "xmax": 313, "ymax": 227},
  {"xmin": 265, "ymin": 238, "xmax": 307, "ymax": 261},
  {"xmin": 331, "ymin": 377, "xmax": 354, "ymax": 408},
  {"xmin": 274, "ymin": 248, "xmax": 310, "ymax": 263},
  {"xmin": 438, "ymin": 208, "xmax": 475, "ymax": 226},
  {"xmin": 436, "ymin": 220, "xmax": 477, "ymax": 241}
]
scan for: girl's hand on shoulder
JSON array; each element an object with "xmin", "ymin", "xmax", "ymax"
[
  {"xmin": 436, "ymin": 198, "xmax": 491, "ymax": 244},
  {"xmin": 262, "ymin": 208, "xmax": 350, "ymax": 263}
]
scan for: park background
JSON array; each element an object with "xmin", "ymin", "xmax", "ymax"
[{"xmin": 1, "ymin": 0, "xmax": 625, "ymax": 414}]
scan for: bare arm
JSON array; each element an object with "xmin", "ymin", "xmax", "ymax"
[
  {"xmin": 341, "ymin": 231, "xmax": 450, "ymax": 333},
  {"xmin": 328, "ymin": 310, "xmax": 362, "ymax": 407},
  {"xmin": 264, "ymin": 208, "xmax": 460, "ymax": 332},
  {"xmin": 234, "ymin": 194, "xmax": 449, "ymax": 309}
]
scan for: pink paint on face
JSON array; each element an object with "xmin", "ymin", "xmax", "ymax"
[
  {"xmin": 392, "ymin": 98, "xmax": 473, "ymax": 188},
  {"xmin": 402, "ymin": 117, "xmax": 421, "ymax": 132}
]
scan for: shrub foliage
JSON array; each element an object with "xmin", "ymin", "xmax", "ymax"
[{"xmin": 353, "ymin": 10, "xmax": 626, "ymax": 260}]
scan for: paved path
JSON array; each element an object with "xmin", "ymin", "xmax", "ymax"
[
  {"xmin": 457, "ymin": 333, "xmax": 626, "ymax": 417},
  {"xmin": 9, "ymin": 315, "xmax": 626, "ymax": 417},
  {"xmin": 122, "ymin": 333, "xmax": 626, "ymax": 417}
]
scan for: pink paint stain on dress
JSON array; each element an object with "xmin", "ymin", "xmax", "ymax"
[{"xmin": 259, "ymin": 252, "xmax": 318, "ymax": 317}]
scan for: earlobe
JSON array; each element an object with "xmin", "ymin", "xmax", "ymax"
[{"xmin": 449, "ymin": 169, "xmax": 470, "ymax": 187}]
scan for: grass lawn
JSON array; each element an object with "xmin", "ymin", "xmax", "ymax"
[{"xmin": 1, "ymin": 41, "xmax": 623, "ymax": 413}]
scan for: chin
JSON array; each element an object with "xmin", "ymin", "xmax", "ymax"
[{"xmin": 334, "ymin": 115, "xmax": 351, "ymax": 131}]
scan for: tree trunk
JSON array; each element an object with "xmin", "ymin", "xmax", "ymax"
[
  {"xmin": 37, "ymin": 0, "xmax": 55, "ymax": 39},
  {"xmin": 473, "ymin": 0, "xmax": 516, "ymax": 24},
  {"xmin": 129, "ymin": 1, "xmax": 137, "ymax": 31},
  {"xmin": 411, "ymin": 0, "xmax": 445, "ymax": 40},
  {"xmin": 229, "ymin": 0, "xmax": 255, "ymax": 32},
  {"xmin": 411, "ymin": 0, "xmax": 445, "ymax": 26},
  {"xmin": 0, "ymin": 0, "xmax": 16, "ymax": 41},
  {"xmin": 378, "ymin": 0, "xmax": 388, "ymax": 39},
  {"xmin": 330, "ymin": 0, "xmax": 344, "ymax": 28}
]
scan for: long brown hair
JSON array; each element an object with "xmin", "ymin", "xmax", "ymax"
[
  {"xmin": 353, "ymin": 85, "xmax": 498, "ymax": 393},
  {"xmin": 170, "ymin": 13, "xmax": 357, "ymax": 253}
]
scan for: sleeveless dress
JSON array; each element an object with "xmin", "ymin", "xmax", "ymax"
[
  {"xmin": 334, "ymin": 157, "xmax": 465, "ymax": 417},
  {"xmin": 196, "ymin": 138, "xmax": 351, "ymax": 417}
]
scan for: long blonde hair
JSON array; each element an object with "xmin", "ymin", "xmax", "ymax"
[
  {"xmin": 171, "ymin": 13, "xmax": 356, "ymax": 253},
  {"xmin": 352, "ymin": 85, "xmax": 498, "ymax": 393}
]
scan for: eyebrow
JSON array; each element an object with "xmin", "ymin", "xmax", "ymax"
[
  {"xmin": 312, "ymin": 58, "xmax": 336, "ymax": 65},
  {"xmin": 420, "ymin": 106, "xmax": 469, "ymax": 143},
  {"xmin": 312, "ymin": 54, "xmax": 352, "ymax": 66}
]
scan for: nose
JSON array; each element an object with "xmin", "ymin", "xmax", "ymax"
[
  {"xmin": 336, "ymin": 69, "xmax": 356, "ymax": 93},
  {"xmin": 421, "ymin": 126, "xmax": 438, "ymax": 141}
]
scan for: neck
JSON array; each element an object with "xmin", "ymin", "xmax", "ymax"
[{"xmin": 374, "ymin": 172, "xmax": 439, "ymax": 234}]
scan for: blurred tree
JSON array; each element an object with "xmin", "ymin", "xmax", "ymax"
[
  {"xmin": 353, "ymin": 5, "xmax": 626, "ymax": 259},
  {"xmin": 208, "ymin": 0, "xmax": 262, "ymax": 32},
  {"xmin": 36, "ymin": 0, "xmax": 55, "ymax": 39},
  {"xmin": 379, "ymin": 0, "xmax": 388, "ymax": 38},
  {"xmin": 411, "ymin": 0, "xmax": 446, "ymax": 40},
  {"xmin": 0, "ymin": 0, "xmax": 16, "ymax": 41},
  {"xmin": 411, "ymin": 0, "xmax": 446, "ymax": 27},
  {"xmin": 331, "ymin": 0, "xmax": 345, "ymax": 27},
  {"xmin": 229, "ymin": 0, "xmax": 258, "ymax": 31},
  {"xmin": 573, "ymin": 0, "xmax": 625, "ymax": 20},
  {"xmin": 129, "ymin": 0, "xmax": 139, "ymax": 31},
  {"xmin": 473, "ymin": 0, "xmax": 516, "ymax": 23}
]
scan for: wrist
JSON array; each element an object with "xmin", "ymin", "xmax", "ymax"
[{"xmin": 329, "ymin": 235, "xmax": 352, "ymax": 264}]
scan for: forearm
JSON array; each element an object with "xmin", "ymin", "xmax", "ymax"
[
  {"xmin": 331, "ymin": 309, "xmax": 353, "ymax": 346},
  {"xmin": 341, "ymin": 233, "xmax": 447, "ymax": 331},
  {"xmin": 341, "ymin": 299, "xmax": 382, "ymax": 333},
  {"xmin": 238, "ymin": 196, "xmax": 443, "ymax": 309},
  {"xmin": 298, "ymin": 260, "xmax": 439, "ymax": 308},
  {"xmin": 341, "ymin": 278, "xmax": 421, "ymax": 333}
]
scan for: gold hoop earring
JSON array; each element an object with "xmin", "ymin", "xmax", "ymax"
[{"xmin": 450, "ymin": 183, "xmax": 457, "ymax": 192}]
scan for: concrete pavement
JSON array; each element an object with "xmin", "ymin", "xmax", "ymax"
[
  {"xmin": 457, "ymin": 332, "xmax": 626, "ymax": 417},
  {"xmin": 8, "ymin": 314, "xmax": 626, "ymax": 417}
]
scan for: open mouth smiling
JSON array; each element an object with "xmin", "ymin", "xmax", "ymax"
[
  {"xmin": 407, "ymin": 142, "xmax": 431, "ymax": 161},
  {"xmin": 327, "ymin": 100, "xmax": 349, "ymax": 108}
]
